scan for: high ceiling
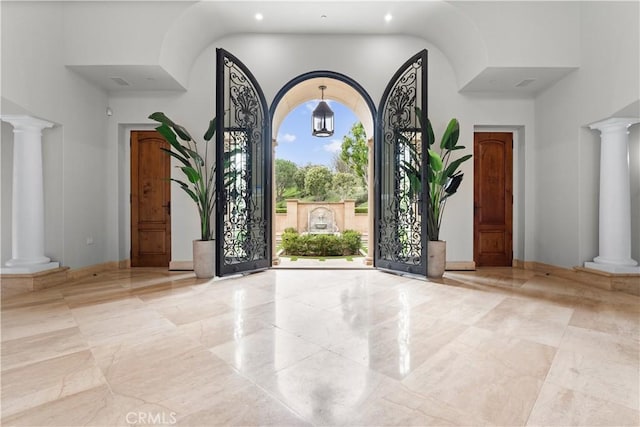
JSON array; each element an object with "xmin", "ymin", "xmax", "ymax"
[{"xmin": 65, "ymin": 1, "xmax": 579, "ymax": 97}]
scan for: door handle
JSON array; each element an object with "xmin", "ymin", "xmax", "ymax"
[{"xmin": 162, "ymin": 201, "xmax": 171, "ymax": 215}]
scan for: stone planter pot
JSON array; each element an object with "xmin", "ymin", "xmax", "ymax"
[
  {"xmin": 427, "ymin": 240, "xmax": 446, "ymax": 278},
  {"xmin": 193, "ymin": 239, "xmax": 215, "ymax": 279}
]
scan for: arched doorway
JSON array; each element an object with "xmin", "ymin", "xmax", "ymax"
[
  {"xmin": 216, "ymin": 48, "xmax": 429, "ymax": 278},
  {"xmin": 269, "ymin": 71, "xmax": 377, "ymax": 267}
]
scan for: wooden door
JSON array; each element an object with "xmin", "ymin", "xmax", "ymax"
[
  {"xmin": 131, "ymin": 130, "xmax": 171, "ymax": 267},
  {"xmin": 474, "ymin": 132, "xmax": 513, "ymax": 267}
]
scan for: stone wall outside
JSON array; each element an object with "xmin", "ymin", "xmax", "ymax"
[{"xmin": 275, "ymin": 199, "xmax": 368, "ymax": 235}]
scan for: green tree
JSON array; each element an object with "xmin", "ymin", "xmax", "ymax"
[
  {"xmin": 275, "ymin": 159, "xmax": 298, "ymax": 201},
  {"xmin": 294, "ymin": 164, "xmax": 318, "ymax": 197},
  {"xmin": 340, "ymin": 122, "xmax": 368, "ymax": 188},
  {"xmin": 331, "ymin": 153, "xmax": 351, "ymax": 174},
  {"xmin": 294, "ymin": 167, "xmax": 307, "ymax": 193},
  {"xmin": 304, "ymin": 165, "xmax": 333, "ymax": 200},
  {"xmin": 332, "ymin": 172, "xmax": 359, "ymax": 199}
]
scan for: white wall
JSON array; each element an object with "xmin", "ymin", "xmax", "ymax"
[
  {"xmin": 1, "ymin": 122, "xmax": 13, "ymax": 264},
  {"xmin": 63, "ymin": 2, "xmax": 190, "ymax": 68},
  {"xmin": 1, "ymin": 2, "xmax": 110, "ymax": 268},
  {"xmin": 533, "ymin": 1, "xmax": 640, "ymax": 268},
  {"xmin": 107, "ymin": 33, "xmax": 536, "ymax": 265},
  {"xmin": 5, "ymin": 1, "xmax": 635, "ymax": 271},
  {"xmin": 456, "ymin": 1, "xmax": 580, "ymax": 68},
  {"xmin": 630, "ymin": 125, "xmax": 640, "ymax": 264}
]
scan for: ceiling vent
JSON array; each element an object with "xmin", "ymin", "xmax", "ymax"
[
  {"xmin": 110, "ymin": 77, "xmax": 130, "ymax": 86},
  {"xmin": 515, "ymin": 78, "xmax": 536, "ymax": 88}
]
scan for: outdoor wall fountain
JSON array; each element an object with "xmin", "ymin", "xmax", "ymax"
[{"xmin": 308, "ymin": 207, "xmax": 338, "ymax": 234}]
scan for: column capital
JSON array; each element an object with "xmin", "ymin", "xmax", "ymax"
[
  {"xmin": 0, "ymin": 115, "xmax": 54, "ymax": 132},
  {"xmin": 589, "ymin": 117, "xmax": 640, "ymax": 133}
]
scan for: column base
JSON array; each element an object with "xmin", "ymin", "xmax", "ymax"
[
  {"xmin": 1, "ymin": 266, "xmax": 69, "ymax": 298},
  {"xmin": 1, "ymin": 261, "xmax": 60, "ymax": 275},
  {"xmin": 584, "ymin": 261, "xmax": 640, "ymax": 274},
  {"xmin": 5, "ymin": 255, "xmax": 51, "ymax": 267},
  {"xmin": 593, "ymin": 255, "xmax": 638, "ymax": 266}
]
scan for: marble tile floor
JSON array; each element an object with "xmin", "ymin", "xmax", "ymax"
[{"xmin": 1, "ymin": 267, "xmax": 638, "ymax": 426}]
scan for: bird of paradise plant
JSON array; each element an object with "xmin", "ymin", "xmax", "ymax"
[
  {"xmin": 149, "ymin": 112, "xmax": 217, "ymax": 241},
  {"xmin": 401, "ymin": 108, "xmax": 472, "ymax": 241}
]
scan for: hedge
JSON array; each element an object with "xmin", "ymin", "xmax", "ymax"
[{"xmin": 281, "ymin": 228, "xmax": 361, "ymax": 256}]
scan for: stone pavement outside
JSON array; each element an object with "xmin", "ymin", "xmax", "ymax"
[{"xmin": 274, "ymin": 256, "xmax": 373, "ymax": 269}]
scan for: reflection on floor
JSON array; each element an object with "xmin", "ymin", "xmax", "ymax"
[{"xmin": 1, "ymin": 267, "xmax": 639, "ymax": 426}]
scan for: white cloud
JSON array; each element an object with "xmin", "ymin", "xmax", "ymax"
[
  {"xmin": 278, "ymin": 133, "xmax": 296, "ymax": 143},
  {"xmin": 323, "ymin": 138, "xmax": 342, "ymax": 153}
]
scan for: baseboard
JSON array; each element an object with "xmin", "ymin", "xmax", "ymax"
[
  {"xmin": 67, "ymin": 261, "xmax": 121, "ymax": 281},
  {"xmin": 512, "ymin": 259, "xmax": 526, "ymax": 269},
  {"xmin": 1, "ymin": 259, "xmax": 137, "ymax": 298},
  {"xmin": 574, "ymin": 266, "xmax": 640, "ymax": 296},
  {"xmin": 445, "ymin": 261, "xmax": 475, "ymax": 271},
  {"xmin": 169, "ymin": 260, "xmax": 193, "ymax": 271},
  {"xmin": 514, "ymin": 260, "xmax": 640, "ymax": 296},
  {"xmin": 1, "ymin": 267, "xmax": 70, "ymax": 298}
]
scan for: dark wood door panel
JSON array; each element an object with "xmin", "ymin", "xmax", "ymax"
[
  {"xmin": 131, "ymin": 131, "xmax": 171, "ymax": 267},
  {"xmin": 474, "ymin": 132, "xmax": 513, "ymax": 267}
]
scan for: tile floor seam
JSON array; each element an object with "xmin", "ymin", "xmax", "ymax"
[
  {"xmin": 3, "ymin": 267, "xmax": 638, "ymax": 426},
  {"xmin": 228, "ymin": 353, "xmax": 321, "ymax": 425}
]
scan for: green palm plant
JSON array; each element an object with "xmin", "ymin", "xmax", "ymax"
[
  {"xmin": 401, "ymin": 108, "xmax": 472, "ymax": 241},
  {"xmin": 149, "ymin": 112, "xmax": 217, "ymax": 241}
]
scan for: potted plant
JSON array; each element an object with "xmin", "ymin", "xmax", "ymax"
[
  {"xmin": 149, "ymin": 112, "xmax": 217, "ymax": 278},
  {"xmin": 413, "ymin": 108, "xmax": 472, "ymax": 277}
]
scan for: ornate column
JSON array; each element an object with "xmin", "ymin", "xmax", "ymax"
[
  {"xmin": 585, "ymin": 117, "xmax": 640, "ymax": 273},
  {"xmin": 1, "ymin": 115, "xmax": 59, "ymax": 274},
  {"xmin": 365, "ymin": 137, "xmax": 374, "ymax": 265}
]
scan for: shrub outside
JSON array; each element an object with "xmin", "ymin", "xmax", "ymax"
[{"xmin": 281, "ymin": 228, "xmax": 362, "ymax": 257}]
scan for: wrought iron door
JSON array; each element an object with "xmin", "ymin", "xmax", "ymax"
[
  {"xmin": 215, "ymin": 49, "xmax": 271, "ymax": 276},
  {"xmin": 375, "ymin": 50, "xmax": 428, "ymax": 276}
]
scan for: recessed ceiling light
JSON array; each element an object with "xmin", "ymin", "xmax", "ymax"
[
  {"xmin": 321, "ymin": 14, "xmax": 327, "ymax": 19},
  {"xmin": 255, "ymin": 13, "xmax": 263, "ymax": 21},
  {"xmin": 384, "ymin": 13, "xmax": 393, "ymax": 22}
]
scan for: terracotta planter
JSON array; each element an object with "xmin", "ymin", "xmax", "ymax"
[
  {"xmin": 427, "ymin": 240, "xmax": 446, "ymax": 278},
  {"xmin": 193, "ymin": 239, "xmax": 215, "ymax": 279}
]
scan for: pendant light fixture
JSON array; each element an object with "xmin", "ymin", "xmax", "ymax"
[{"xmin": 312, "ymin": 85, "xmax": 334, "ymax": 137}]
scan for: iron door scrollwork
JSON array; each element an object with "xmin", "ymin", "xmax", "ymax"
[
  {"xmin": 375, "ymin": 50, "xmax": 428, "ymax": 276},
  {"xmin": 216, "ymin": 49, "xmax": 271, "ymax": 276}
]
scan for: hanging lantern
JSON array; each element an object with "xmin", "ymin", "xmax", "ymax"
[{"xmin": 312, "ymin": 85, "xmax": 334, "ymax": 137}]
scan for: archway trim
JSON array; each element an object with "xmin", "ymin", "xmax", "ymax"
[{"xmin": 269, "ymin": 70, "xmax": 377, "ymax": 133}]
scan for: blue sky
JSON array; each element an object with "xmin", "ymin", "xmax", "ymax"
[{"xmin": 275, "ymin": 101, "xmax": 358, "ymax": 168}]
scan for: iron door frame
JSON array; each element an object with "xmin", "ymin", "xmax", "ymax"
[
  {"xmin": 215, "ymin": 48, "xmax": 272, "ymax": 276},
  {"xmin": 374, "ymin": 49, "xmax": 429, "ymax": 276}
]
